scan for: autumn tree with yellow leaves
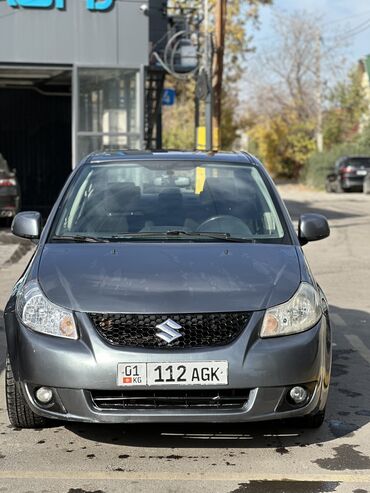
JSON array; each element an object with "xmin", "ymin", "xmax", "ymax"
[{"xmin": 163, "ymin": 0, "xmax": 272, "ymax": 150}]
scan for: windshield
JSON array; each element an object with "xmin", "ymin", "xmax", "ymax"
[{"xmin": 51, "ymin": 161, "xmax": 288, "ymax": 243}]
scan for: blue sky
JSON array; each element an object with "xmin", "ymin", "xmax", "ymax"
[{"xmin": 251, "ymin": 0, "xmax": 370, "ymax": 63}]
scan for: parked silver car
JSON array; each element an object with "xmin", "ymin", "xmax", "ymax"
[{"xmin": 5, "ymin": 150, "xmax": 331, "ymax": 429}]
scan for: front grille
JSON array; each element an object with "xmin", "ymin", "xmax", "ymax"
[
  {"xmin": 90, "ymin": 389, "xmax": 250, "ymax": 410},
  {"xmin": 88, "ymin": 312, "xmax": 251, "ymax": 348}
]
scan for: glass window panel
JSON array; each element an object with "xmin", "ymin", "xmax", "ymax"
[{"xmin": 78, "ymin": 68, "xmax": 139, "ymax": 134}]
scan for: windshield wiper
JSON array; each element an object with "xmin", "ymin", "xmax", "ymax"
[
  {"xmin": 107, "ymin": 231, "xmax": 254, "ymax": 242},
  {"xmin": 50, "ymin": 235, "xmax": 110, "ymax": 243},
  {"xmin": 165, "ymin": 230, "xmax": 255, "ymax": 242}
]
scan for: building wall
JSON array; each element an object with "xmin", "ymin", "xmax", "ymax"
[{"xmin": 0, "ymin": 0, "xmax": 148, "ymax": 67}]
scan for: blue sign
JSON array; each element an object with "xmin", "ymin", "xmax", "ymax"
[
  {"xmin": 7, "ymin": 0, "xmax": 115, "ymax": 10},
  {"xmin": 162, "ymin": 88, "xmax": 176, "ymax": 106}
]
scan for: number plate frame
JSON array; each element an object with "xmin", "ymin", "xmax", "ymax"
[{"xmin": 117, "ymin": 361, "xmax": 228, "ymax": 387}]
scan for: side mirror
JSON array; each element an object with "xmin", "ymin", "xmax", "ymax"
[
  {"xmin": 298, "ymin": 213, "xmax": 330, "ymax": 246},
  {"xmin": 11, "ymin": 211, "xmax": 42, "ymax": 240}
]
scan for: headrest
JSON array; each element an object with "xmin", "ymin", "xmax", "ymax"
[
  {"xmin": 158, "ymin": 188, "xmax": 183, "ymax": 205},
  {"xmin": 104, "ymin": 182, "xmax": 140, "ymax": 214}
]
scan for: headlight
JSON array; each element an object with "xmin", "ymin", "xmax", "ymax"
[
  {"xmin": 260, "ymin": 283, "xmax": 322, "ymax": 338},
  {"xmin": 16, "ymin": 280, "xmax": 78, "ymax": 340}
]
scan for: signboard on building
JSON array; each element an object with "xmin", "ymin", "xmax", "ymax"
[
  {"xmin": 6, "ymin": 0, "xmax": 115, "ymax": 10},
  {"xmin": 162, "ymin": 88, "xmax": 176, "ymax": 106}
]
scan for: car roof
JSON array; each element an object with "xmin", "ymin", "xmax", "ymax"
[{"xmin": 82, "ymin": 150, "xmax": 261, "ymax": 167}]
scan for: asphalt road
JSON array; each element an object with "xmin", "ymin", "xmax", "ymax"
[{"xmin": 1, "ymin": 189, "xmax": 370, "ymax": 493}]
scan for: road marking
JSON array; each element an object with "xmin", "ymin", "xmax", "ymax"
[
  {"xmin": 1, "ymin": 471, "xmax": 370, "ymax": 483},
  {"xmin": 345, "ymin": 334, "xmax": 370, "ymax": 364}
]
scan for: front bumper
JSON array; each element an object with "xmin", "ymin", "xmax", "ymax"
[{"xmin": 5, "ymin": 310, "xmax": 331, "ymax": 424}]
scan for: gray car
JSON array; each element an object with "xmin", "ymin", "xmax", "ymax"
[{"xmin": 4, "ymin": 151, "xmax": 332, "ymax": 429}]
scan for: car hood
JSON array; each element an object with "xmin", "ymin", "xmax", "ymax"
[{"xmin": 38, "ymin": 243, "xmax": 301, "ymax": 313}]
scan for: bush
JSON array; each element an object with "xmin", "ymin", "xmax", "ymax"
[{"xmin": 303, "ymin": 139, "xmax": 370, "ymax": 189}]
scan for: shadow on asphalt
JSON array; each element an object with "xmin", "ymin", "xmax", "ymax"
[
  {"xmin": 283, "ymin": 198, "xmax": 363, "ymax": 222},
  {"xmin": 62, "ymin": 304, "xmax": 370, "ymax": 452}
]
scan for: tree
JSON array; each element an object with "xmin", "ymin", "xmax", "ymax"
[
  {"xmin": 323, "ymin": 68, "xmax": 367, "ymax": 146},
  {"xmin": 243, "ymin": 10, "xmax": 346, "ymax": 177},
  {"xmin": 250, "ymin": 114, "xmax": 316, "ymax": 178},
  {"xmin": 163, "ymin": 0, "xmax": 272, "ymax": 149}
]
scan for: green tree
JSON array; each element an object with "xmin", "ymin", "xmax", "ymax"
[{"xmin": 324, "ymin": 68, "xmax": 367, "ymax": 147}]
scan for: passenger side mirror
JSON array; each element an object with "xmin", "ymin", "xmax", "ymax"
[
  {"xmin": 11, "ymin": 211, "xmax": 42, "ymax": 240},
  {"xmin": 298, "ymin": 213, "xmax": 330, "ymax": 246}
]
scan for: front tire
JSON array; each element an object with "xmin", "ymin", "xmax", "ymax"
[{"xmin": 5, "ymin": 355, "xmax": 48, "ymax": 429}]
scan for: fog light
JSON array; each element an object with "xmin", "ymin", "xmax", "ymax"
[
  {"xmin": 289, "ymin": 386, "xmax": 308, "ymax": 404},
  {"xmin": 35, "ymin": 387, "xmax": 53, "ymax": 404}
]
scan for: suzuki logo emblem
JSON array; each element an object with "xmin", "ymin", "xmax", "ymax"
[{"xmin": 156, "ymin": 319, "xmax": 183, "ymax": 344}]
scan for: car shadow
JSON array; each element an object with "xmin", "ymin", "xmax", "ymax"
[
  {"xmin": 65, "ymin": 304, "xmax": 370, "ymax": 450},
  {"xmin": 283, "ymin": 198, "xmax": 364, "ymax": 222}
]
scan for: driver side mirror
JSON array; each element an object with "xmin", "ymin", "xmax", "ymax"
[
  {"xmin": 11, "ymin": 211, "xmax": 42, "ymax": 240},
  {"xmin": 298, "ymin": 213, "xmax": 330, "ymax": 246}
]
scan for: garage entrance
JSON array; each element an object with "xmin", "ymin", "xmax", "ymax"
[{"xmin": 0, "ymin": 66, "xmax": 72, "ymax": 216}]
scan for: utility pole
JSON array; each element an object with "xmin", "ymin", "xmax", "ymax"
[
  {"xmin": 212, "ymin": 0, "xmax": 226, "ymax": 150},
  {"xmin": 315, "ymin": 27, "xmax": 323, "ymax": 153},
  {"xmin": 204, "ymin": 0, "xmax": 213, "ymax": 151}
]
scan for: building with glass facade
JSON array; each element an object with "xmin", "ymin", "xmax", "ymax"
[{"xmin": 0, "ymin": 0, "xmax": 167, "ymax": 212}]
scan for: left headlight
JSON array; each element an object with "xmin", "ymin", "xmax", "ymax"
[
  {"xmin": 16, "ymin": 280, "xmax": 78, "ymax": 340},
  {"xmin": 260, "ymin": 283, "xmax": 322, "ymax": 338}
]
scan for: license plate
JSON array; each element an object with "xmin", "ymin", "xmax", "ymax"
[
  {"xmin": 117, "ymin": 361, "xmax": 228, "ymax": 387},
  {"xmin": 357, "ymin": 170, "xmax": 367, "ymax": 176}
]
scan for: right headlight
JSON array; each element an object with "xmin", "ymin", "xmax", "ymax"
[
  {"xmin": 16, "ymin": 280, "xmax": 78, "ymax": 340},
  {"xmin": 260, "ymin": 283, "xmax": 322, "ymax": 338}
]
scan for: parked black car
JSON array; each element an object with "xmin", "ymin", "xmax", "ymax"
[
  {"xmin": 0, "ymin": 153, "xmax": 21, "ymax": 225},
  {"xmin": 326, "ymin": 156, "xmax": 370, "ymax": 192}
]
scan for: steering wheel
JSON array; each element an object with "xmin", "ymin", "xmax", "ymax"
[{"xmin": 196, "ymin": 215, "xmax": 252, "ymax": 236}]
